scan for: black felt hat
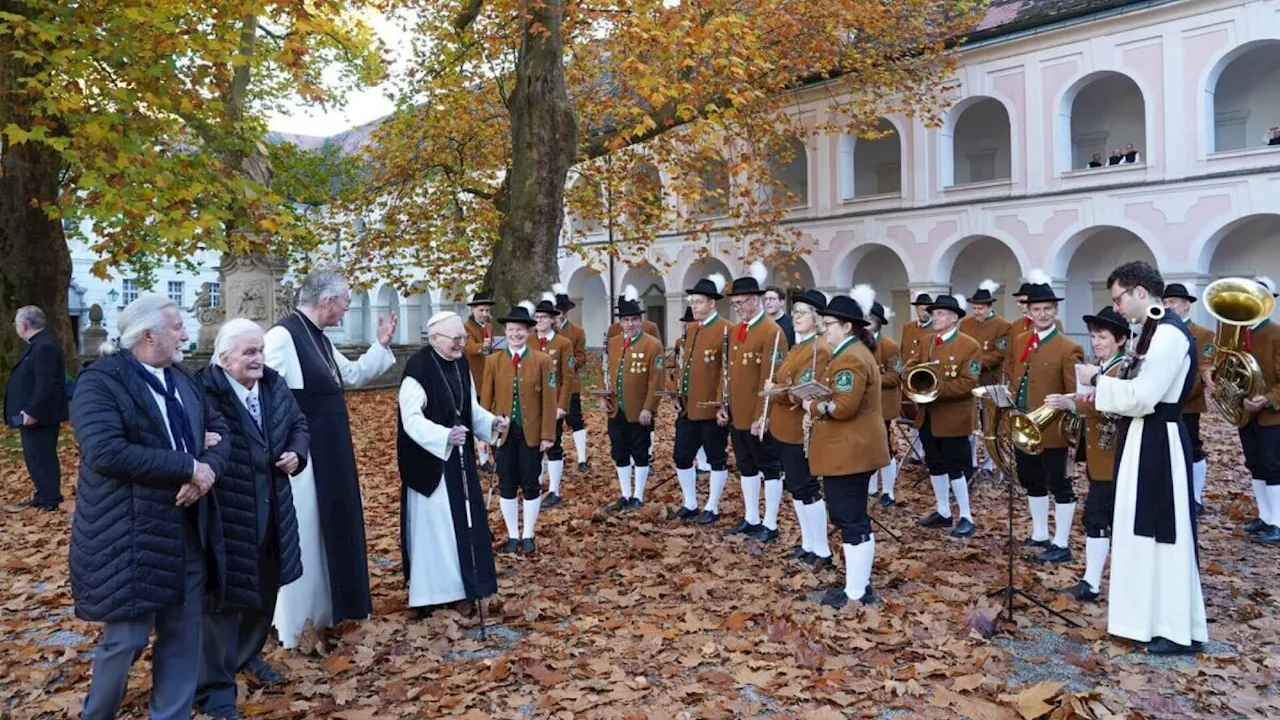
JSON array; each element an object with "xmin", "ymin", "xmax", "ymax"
[
  {"xmin": 1161, "ymin": 283, "xmax": 1195, "ymax": 302},
  {"xmin": 552, "ymin": 283, "xmax": 576, "ymax": 311},
  {"xmin": 533, "ymin": 298, "xmax": 560, "ymax": 317},
  {"xmin": 870, "ymin": 302, "xmax": 889, "ymax": 325},
  {"xmin": 467, "ymin": 293, "xmax": 495, "ymax": 307},
  {"xmin": 970, "ymin": 280, "xmax": 1000, "ymax": 304},
  {"xmin": 791, "ymin": 288, "xmax": 827, "ymax": 313},
  {"xmin": 616, "ymin": 296, "xmax": 644, "ymax": 318},
  {"xmin": 726, "ymin": 261, "xmax": 768, "ymax": 297},
  {"xmin": 685, "ymin": 273, "xmax": 726, "ymax": 300},
  {"xmin": 498, "ymin": 304, "xmax": 537, "ymax": 326},
  {"xmin": 1024, "ymin": 282, "xmax": 1064, "ymax": 304},
  {"xmin": 1083, "ymin": 306, "xmax": 1131, "ymax": 337},
  {"xmin": 926, "ymin": 295, "xmax": 967, "ymax": 319},
  {"xmin": 680, "ymin": 306, "xmax": 694, "ymax": 323},
  {"xmin": 822, "ymin": 295, "xmax": 871, "ymax": 325},
  {"xmin": 911, "ymin": 293, "xmax": 934, "ymax": 306},
  {"xmin": 1012, "ymin": 283, "xmax": 1032, "ymax": 299}
]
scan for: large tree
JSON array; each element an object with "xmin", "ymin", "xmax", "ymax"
[
  {"xmin": 338, "ymin": 0, "xmax": 979, "ymax": 311},
  {"xmin": 0, "ymin": 0, "xmax": 387, "ymax": 382}
]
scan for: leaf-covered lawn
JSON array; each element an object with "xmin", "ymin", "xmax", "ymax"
[{"xmin": 1, "ymin": 390, "xmax": 1278, "ymax": 719}]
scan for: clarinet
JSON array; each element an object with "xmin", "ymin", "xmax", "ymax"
[{"xmin": 1121, "ymin": 305, "xmax": 1165, "ymax": 380}]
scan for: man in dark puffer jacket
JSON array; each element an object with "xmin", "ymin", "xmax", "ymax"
[
  {"xmin": 72, "ymin": 295, "xmax": 231, "ymax": 720},
  {"xmin": 196, "ymin": 319, "xmax": 309, "ymax": 719}
]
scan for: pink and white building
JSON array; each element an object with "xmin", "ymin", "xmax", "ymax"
[{"xmin": 558, "ymin": 0, "xmax": 1280, "ymax": 346}]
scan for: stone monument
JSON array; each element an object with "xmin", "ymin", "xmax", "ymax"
[
  {"xmin": 81, "ymin": 304, "xmax": 108, "ymax": 357},
  {"xmin": 192, "ymin": 252, "xmax": 292, "ymax": 351}
]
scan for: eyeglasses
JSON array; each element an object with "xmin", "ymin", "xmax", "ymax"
[
  {"xmin": 432, "ymin": 333, "xmax": 466, "ymax": 344},
  {"xmin": 821, "ymin": 320, "xmax": 841, "ymax": 328},
  {"xmin": 1110, "ymin": 287, "xmax": 1136, "ymax": 305}
]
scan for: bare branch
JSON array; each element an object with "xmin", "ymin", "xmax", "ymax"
[{"xmin": 454, "ymin": 0, "xmax": 486, "ymax": 32}]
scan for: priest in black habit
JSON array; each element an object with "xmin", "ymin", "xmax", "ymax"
[
  {"xmin": 398, "ymin": 312, "xmax": 506, "ymax": 614},
  {"xmin": 264, "ymin": 269, "xmax": 397, "ymax": 648}
]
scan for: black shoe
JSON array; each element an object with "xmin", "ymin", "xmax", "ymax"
[
  {"xmin": 1244, "ymin": 518, "xmax": 1269, "ymax": 534},
  {"xmin": 1037, "ymin": 545, "xmax": 1072, "ymax": 563},
  {"xmin": 754, "ymin": 526, "xmax": 779, "ymax": 543},
  {"xmin": 1253, "ymin": 526, "xmax": 1280, "ymax": 546},
  {"xmin": 727, "ymin": 520, "xmax": 762, "ymax": 535},
  {"xmin": 1144, "ymin": 637, "xmax": 1203, "ymax": 655},
  {"xmin": 626, "ymin": 497, "xmax": 644, "ymax": 510},
  {"xmin": 521, "ymin": 537, "xmax": 537, "ymax": 555},
  {"xmin": 542, "ymin": 492, "xmax": 562, "ymax": 508},
  {"xmin": 789, "ymin": 545, "xmax": 808, "ymax": 560},
  {"xmin": 503, "ymin": 538, "xmax": 520, "ymax": 554},
  {"xmin": 480, "ymin": 461, "xmax": 496, "ymax": 474},
  {"xmin": 877, "ymin": 495, "xmax": 896, "ymax": 508},
  {"xmin": 1020, "ymin": 537, "xmax": 1051, "ymax": 549},
  {"xmin": 810, "ymin": 554, "xmax": 833, "ymax": 572},
  {"xmin": 1066, "ymin": 580, "xmax": 1099, "ymax": 602},
  {"xmin": 696, "ymin": 510, "xmax": 720, "ymax": 525},
  {"xmin": 202, "ymin": 709, "xmax": 240, "ymax": 720},
  {"xmin": 668, "ymin": 506, "xmax": 699, "ymax": 521},
  {"xmin": 1194, "ymin": 501, "xmax": 1204, "ymax": 517},
  {"xmin": 605, "ymin": 498, "xmax": 629, "ymax": 512},
  {"xmin": 917, "ymin": 512, "xmax": 953, "ymax": 528},
  {"xmin": 857, "ymin": 585, "xmax": 878, "ymax": 605},
  {"xmin": 819, "ymin": 588, "xmax": 849, "ymax": 608},
  {"xmin": 413, "ymin": 605, "xmax": 438, "ymax": 620},
  {"xmin": 577, "ymin": 462, "xmax": 588, "ymax": 473},
  {"xmin": 19, "ymin": 498, "xmax": 58, "ymax": 512},
  {"xmin": 950, "ymin": 518, "xmax": 976, "ymax": 538},
  {"xmin": 246, "ymin": 655, "xmax": 283, "ymax": 685}
]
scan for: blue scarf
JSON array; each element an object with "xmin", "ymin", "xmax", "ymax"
[{"xmin": 130, "ymin": 357, "xmax": 195, "ymax": 455}]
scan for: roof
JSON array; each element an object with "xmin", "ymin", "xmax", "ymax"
[{"xmin": 966, "ymin": 0, "xmax": 1158, "ymax": 43}]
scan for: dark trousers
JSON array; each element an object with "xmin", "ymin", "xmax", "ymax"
[
  {"xmin": 566, "ymin": 393, "xmax": 585, "ymax": 432},
  {"xmin": 196, "ymin": 535, "xmax": 280, "ymax": 716},
  {"xmin": 777, "ymin": 440, "xmax": 821, "ymax": 503},
  {"xmin": 729, "ymin": 427, "xmax": 782, "ymax": 479},
  {"xmin": 824, "ymin": 472, "xmax": 873, "ymax": 545},
  {"xmin": 673, "ymin": 416, "xmax": 728, "ymax": 471},
  {"xmin": 1015, "ymin": 447, "xmax": 1074, "ymax": 502},
  {"xmin": 1183, "ymin": 413, "xmax": 1204, "ymax": 463},
  {"xmin": 497, "ymin": 424, "xmax": 543, "ymax": 499},
  {"xmin": 82, "ymin": 533, "xmax": 205, "ymax": 720},
  {"xmin": 1239, "ymin": 421, "xmax": 1280, "ymax": 485},
  {"xmin": 546, "ymin": 417, "xmax": 566, "ymax": 461},
  {"xmin": 919, "ymin": 415, "xmax": 971, "ymax": 480},
  {"xmin": 608, "ymin": 412, "xmax": 651, "ymax": 467},
  {"xmin": 1081, "ymin": 478, "xmax": 1115, "ymax": 538},
  {"xmin": 20, "ymin": 425, "xmax": 62, "ymax": 506}
]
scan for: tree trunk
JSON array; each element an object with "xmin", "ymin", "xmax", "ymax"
[
  {"xmin": 0, "ymin": 2, "xmax": 76, "ymax": 387},
  {"xmin": 483, "ymin": 0, "xmax": 579, "ymax": 312}
]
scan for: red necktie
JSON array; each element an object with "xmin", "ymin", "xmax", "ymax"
[
  {"xmin": 933, "ymin": 335, "xmax": 943, "ymax": 346},
  {"xmin": 1245, "ymin": 328, "xmax": 1254, "ymax": 352},
  {"xmin": 623, "ymin": 335, "xmax": 631, "ymax": 350},
  {"xmin": 1019, "ymin": 334, "xmax": 1039, "ymax": 362},
  {"xmin": 539, "ymin": 337, "xmax": 547, "ymax": 351},
  {"xmin": 511, "ymin": 353, "xmax": 521, "ymax": 370},
  {"xmin": 738, "ymin": 322, "xmax": 749, "ymax": 342}
]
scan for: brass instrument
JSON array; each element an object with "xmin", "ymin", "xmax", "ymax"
[
  {"xmin": 1203, "ymin": 277, "xmax": 1275, "ymax": 427},
  {"xmin": 972, "ymin": 385, "xmax": 1017, "ymax": 479},
  {"xmin": 1009, "ymin": 402, "xmax": 1075, "ymax": 455},
  {"xmin": 902, "ymin": 360, "xmax": 940, "ymax": 404}
]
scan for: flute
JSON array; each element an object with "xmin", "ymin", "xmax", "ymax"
[{"xmin": 757, "ymin": 330, "xmax": 782, "ymax": 439}]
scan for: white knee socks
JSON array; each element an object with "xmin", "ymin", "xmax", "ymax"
[
  {"xmin": 1192, "ymin": 460, "xmax": 1206, "ymax": 504},
  {"xmin": 950, "ymin": 476, "xmax": 972, "ymax": 521},
  {"xmin": 696, "ymin": 447, "xmax": 711, "ymax": 472},
  {"xmin": 522, "ymin": 497, "xmax": 542, "ymax": 539},
  {"xmin": 706, "ymin": 469, "xmax": 728, "ymax": 513},
  {"xmin": 1083, "ymin": 536, "xmax": 1109, "ymax": 592},
  {"xmin": 930, "ymin": 475, "xmax": 951, "ymax": 518},
  {"xmin": 793, "ymin": 500, "xmax": 810, "ymax": 552},
  {"xmin": 677, "ymin": 467, "xmax": 698, "ymax": 510},
  {"xmin": 741, "ymin": 474, "xmax": 762, "ymax": 525},
  {"xmin": 1253, "ymin": 479, "xmax": 1270, "ymax": 523},
  {"xmin": 478, "ymin": 443, "xmax": 490, "ymax": 465},
  {"xmin": 548, "ymin": 459, "xmax": 564, "ymax": 496},
  {"xmin": 634, "ymin": 466, "xmax": 650, "ymax": 502},
  {"xmin": 868, "ymin": 471, "xmax": 879, "ymax": 495},
  {"xmin": 808, "ymin": 500, "xmax": 832, "ymax": 558},
  {"xmin": 881, "ymin": 458, "xmax": 897, "ymax": 499},
  {"xmin": 616, "ymin": 466, "xmax": 633, "ymax": 500},
  {"xmin": 763, "ymin": 479, "xmax": 783, "ymax": 530},
  {"xmin": 572, "ymin": 429, "xmax": 588, "ymax": 464},
  {"xmin": 1267, "ymin": 484, "xmax": 1280, "ymax": 528},
  {"xmin": 842, "ymin": 538, "xmax": 875, "ymax": 598},
  {"xmin": 500, "ymin": 497, "xmax": 520, "ymax": 539},
  {"xmin": 1028, "ymin": 495, "xmax": 1050, "ymax": 541},
  {"xmin": 1052, "ymin": 502, "xmax": 1075, "ymax": 549}
]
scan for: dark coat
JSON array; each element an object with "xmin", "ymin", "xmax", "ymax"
[
  {"xmin": 199, "ymin": 364, "xmax": 308, "ymax": 611},
  {"xmin": 4, "ymin": 329, "xmax": 68, "ymax": 428},
  {"xmin": 69, "ymin": 351, "xmax": 231, "ymax": 623}
]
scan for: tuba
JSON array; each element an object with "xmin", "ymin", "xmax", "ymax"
[
  {"xmin": 902, "ymin": 360, "xmax": 941, "ymax": 404},
  {"xmin": 1203, "ymin": 278, "xmax": 1275, "ymax": 427},
  {"xmin": 1009, "ymin": 403, "xmax": 1078, "ymax": 455}
]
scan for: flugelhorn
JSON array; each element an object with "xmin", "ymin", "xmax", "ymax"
[
  {"xmin": 1009, "ymin": 401, "xmax": 1080, "ymax": 455},
  {"xmin": 1203, "ymin": 277, "xmax": 1275, "ymax": 427},
  {"xmin": 902, "ymin": 360, "xmax": 940, "ymax": 404}
]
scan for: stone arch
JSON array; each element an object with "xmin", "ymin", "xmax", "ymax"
[
  {"xmin": 940, "ymin": 96, "xmax": 1013, "ymax": 186},
  {"xmin": 765, "ymin": 255, "xmax": 818, "ymax": 294},
  {"xmin": 942, "ymin": 236, "xmax": 1025, "ymax": 322},
  {"xmin": 766, "ymin": 136, "xmax": 809, "ymax": 208},
  {"xmin": 619, "ymin": 262, "xmax": 668, "ymax": 341},
  {"xmin": 372, "ymin": 283, "xmax": 403, "ymax": 344},
  {"xmin": 346, "ymin": 290, "xmax": 370, "ymax": 345},
  {"xmin": 929, "ymin": 232, "xmax": 1027, "ymax": 289},
  {"xmin": 679, "ymin": 255, "xmax": 735, "ymax": 318},
  {"xmin": 831, "ymin": 239, "xmax": 916, "ymax": 290},
  {"xmin": 1202, "ymin": 39, "xmax": 1280, "ymax": 154},
  {"xmin": 842, "ymin": 244, "xmax": 911, "ymax": 339},
  {"xmin": 839, "ymin": 117, "xmax": 904, "ymax": 199},
  {"xmin": 566, "ymin": 265, "xmax": 610, "ymax": 345},
  {"xmin": 1199, "ymin": 213, "xmax": 1280, "ymax": 278},
  {"xmin": 1057, "ymin": 226, "xmax": 1158, "ymax": 337},
  {"xmin": 403, "ymin": 282, "xmax": 434, "ymax": 345},
  {"xmin": 1055, "ymin": 70, "xmax": 1148, "ymax": 171}
]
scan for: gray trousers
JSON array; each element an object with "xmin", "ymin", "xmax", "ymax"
[
  {"xmin": 196, "ymin": 538, "xmax": 279, "ymax": 716},
  {"xmin": 82, "ymin": 533, "xmax": 205, "ymax": 720}
]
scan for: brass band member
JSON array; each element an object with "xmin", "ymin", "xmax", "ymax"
[
  {"xmin": 464, "ymin": 293, "xmax": 498, "ymax": 471},
  {"xmin": 1234, "ymin": 276, "xmax": 1280, "ymax": 545},
  {"xmin": 722, "ymin": 261, "xmax": 790, "ymax": 541},
  {"xmin": 1045, "ymin": 307, "xmax": 1130, "ymax": 601},
  {"xmin": 911, "ymin": 295, "xmax": 981, "ymax": 537},
  {"xmin": 765, "ymin": 289, "xmax": 833, "ymax": 569},
  {"xmin": 867, "ymin": 301, "xmax": 902, "ymax": 506},
  {"xmin": 1004, "ymin": 271, "xmax": 1084, "ymax": 562},
  {"xmin": 481, "ymin": 303, "xmax": 557, "ymax": 554},
  {"xmin": 602, "ymin": 287, "xmax": 664, "ymax": 511},
  {"xmin": 534, "ymin": 295, "xmax": 577, "ymax": 507},
  {"xmin": 898, "ymin": 293, "xmax": 934, "ymax": 463},
  {"xmin": 552, "ymin": 284, "xmax": 591, "ymax": 473},
  {"xmin": 670, "ymin": 274, "xmax": 733, "ymax": 522},
  {"xmin": 806, "ymin": 288, "xmax": 888, "ymax": 607},
  {"xmin": 1161, "ymin": 283, "xmax": 1214, "ymax": 516},
  {"xmin": 1011, "ymin": 282, "xmax": 1064, "ymax": 336},
  {"xmin": 961, "ymin": 280, "xmax": 1012, "ymax": 478}
]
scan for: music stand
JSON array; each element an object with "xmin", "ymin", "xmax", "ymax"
[{"xmin": 975, "ymin": 385, "xmax": 1079, "ymax": 628}]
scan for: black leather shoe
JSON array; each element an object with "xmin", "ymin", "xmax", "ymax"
[
  {"xmin": 727, "ymin": 520, "xmax": 762, "ymax": 535},
  {"xmin": 503, "ymin": 538, "xmax": 520, "ymax": 554},
  {"xmin": 19, "ymin": 498, "xmax": 58, "ymax": 512},
  {"xmin": 696, "ymin": 510, "xmax": 720, "ymax": 525},
  {"xmin": 1144, "ymin": 637, "xmax": 1202, "ymax": 655},
  {"xmin": 1253, "ymin": 526, "xmax": 1280, "ymax": 546},
  {"xmin": 668, "ymin": 506, "xmax": 699, "ymax": 521},
  {"xmin": 1020, "ymin": 537, "xmax": 1051, "ymax": 548},
  {"xmin": 819, "ymin": 588, "xmax": 849, "ymax": 608},
  {"xmin": 521, "ymin": 537, "xmax": 537, "ymax": 555},
  {"xmin": 857, "ymin": 585, "xmax": 878, "ymax": 605},
  {"xmin": 950, "ymin": 518, "xmax": 976, "ymax": 538},
  {"xmin": 605, "ymin": 498, "xmax": 629, "ymax": 512},
  {"xmin": 1194, "ymin": 501, "xmax": 1204, "ymax": 517},
  {"xmin": 1244, "ymin": 518, "xmax": 1269, "ymax": 534},
  {"xmin": 1037, "ymin": 544, "xmax": 1072, "ymax": 563},
  {"xmin": 577, "ymin": 462, "xmax": 588, "ymax": 473},
  {"xmin": 877, "ymin": 495, "xmax": 896, "ymax": 508},
  {"xmin": 246, "ymin": 655, "xmax": 283, "ymax": 685},
  {"xmin": 542, "ymin": 492, "xmax": 562, "ymax": 508},
  {"xmin": 917, "ymin": 512, "xmax": 953, "ymax": 528},
  {"xmin": 810, "ymin": 554, "xmax": 833, "ymax": 572},
  {"xmin": 626, "ymin": 497, "xmax": 643, "ymax": 510},
  {"xmin": 789, "ymin": 545, "xmax": 808, "ymax": 560},
  {"xmin": 1066, "ymin": 580, "xmax": 1099, "ymax": 602}
]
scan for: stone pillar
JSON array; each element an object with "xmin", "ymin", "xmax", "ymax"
[
  {"xmin": 665, "ymin": 292, "xmax": 686, "ymax": 345},
  {"xmin": 204, "ymin": 253, "xmax": 290, "ymax": 350},
  {"xmin": 81, "ymin": 304, "xmax": 108, "ymax": 357}
]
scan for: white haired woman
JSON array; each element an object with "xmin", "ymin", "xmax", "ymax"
[{"xmin": 195, "ymin": 318, "xmax": 309, "ymax": 718}]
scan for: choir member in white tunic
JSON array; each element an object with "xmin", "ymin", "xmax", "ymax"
[
  {"xmin": 1077, "ymin": 261, "xmax": 1206, "ymax": 655},
  {"xmin": 398, "ymin": 313, "xmax": 506, "ymax": 614},
  {"xmin": 265, "ymin": 269, "xmax": 396, "ymax": 649}
]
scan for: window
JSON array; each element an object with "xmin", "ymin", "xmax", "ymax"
[
  {"xmin": 122, "ymin": 279, "xmax": 139, "ymax": 306},
  {"xmin": 210, "ymin": 282, "xmax": 221, "ymax": 308},
  {"xmin": 167, "ymin": 281, "xmax": 185, "ymax": 306}
]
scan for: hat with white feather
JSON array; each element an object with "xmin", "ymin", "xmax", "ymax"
[
  {"xmin": 726, "ymin": 260, "xmax": 768, "ymax": 296},
  {"xmin": 970, "ymin": 279, "xmax": 1000, "ymax": 304}
]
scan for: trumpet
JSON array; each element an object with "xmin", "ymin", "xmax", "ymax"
[
  {"xmin": 902, "ymin": 360, "xmax": 940, "ymax": 404},
  {"xmin": 1203, "ymin": 277, "xmax": 1275, "ymax": 427}
]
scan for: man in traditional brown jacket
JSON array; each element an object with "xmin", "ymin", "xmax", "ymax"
[
  {"xmin": 465, "ymin": 293, "xmax": 498, "ymax": 471},
  {"xmin": 1162, "ymin": 283, "xmax": 1214, "ymax": 515},
  {"xmin": 534, "ymin": 295, "xmax": 577, "ymax": 507},
  {"xmin": 552, "ymin": 284, "xmax": 591, "ymax": 473},
  {"xmin": 602, "ymin": 288, "xmax": 664, "ymax": 511},
  {"xmin": 1234, "ymin": 276, "xmax": 1280, "ymax": 545},
  {"xmin": 868, "ymin": 301, "xmax": 902, "ymax": 506},
  {"xmin": 960, "ymin": 280, "xmax": 1012, "ymax": 478},
  {"xmin": 899, "ymin": 293, "xmax": 934, "ymax": 464}
]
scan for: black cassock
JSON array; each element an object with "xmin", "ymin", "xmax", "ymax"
[
  {"xmin": 397, "ymin": 348, "xmax": 498, "ymax": 602},
  {"xmin": 277, "ymin": 312, "xmax": 372, "ymax": 623}
]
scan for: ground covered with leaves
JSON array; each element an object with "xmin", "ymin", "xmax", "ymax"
[{"xmin": 2, "ymin": 388, "xmax": 1278, "ymax": 719}]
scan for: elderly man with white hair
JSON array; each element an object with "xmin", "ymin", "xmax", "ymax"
[
  {"xmin": 195, "ymin": 319, "xmax": 309, "ymax": 719},
  {"xmin": 264, "ymin": 268, "xmax": 396, "ymax": 647},
  {"xmin": 71, "ymin": 295, "xmax": 231, "ymax": 720},
  {"xmin": 397, "ymin": 311, "xmax": 508, "ymax": 616}
]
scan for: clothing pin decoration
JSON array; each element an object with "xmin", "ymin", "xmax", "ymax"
[{"xmin": 295, "ymin": 310, "xmax": 342, "ymax": 386}]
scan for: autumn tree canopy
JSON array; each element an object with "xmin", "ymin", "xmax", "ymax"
[{"xmin": 337, "ymin": 0, "xmax": 980, "ymax": 308}]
